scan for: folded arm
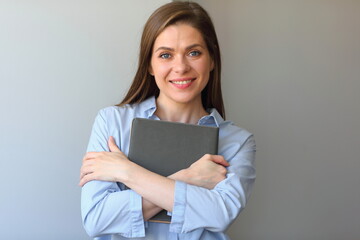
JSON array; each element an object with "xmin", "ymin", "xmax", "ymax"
[
  {"xmin": 169, "ymin": 134, "xmax": 256, "ymax": 233},
  {"xmin": 81, "ymin": 137, "xmax": 228, "ymax": 237}
]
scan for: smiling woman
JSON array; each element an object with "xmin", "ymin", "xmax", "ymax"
[
  {"xmin": 119, "ymin": 1, "xmax": 224, "ymax": 119},
  {"xmin": 149, "ymin": 23, "xmax": 214, "ymax": 122},
  {"xmin": 80, "ymin": 2, "xmax": 256, "ymax": 240}
]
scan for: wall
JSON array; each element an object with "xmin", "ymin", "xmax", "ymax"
[
  {"xmin": 1, "ymin": 0, "xmax": 359, "ymax": 239},
  {"xmin": 0, "ymin": 0, "xmax": 168, "ymax": 239},
  {"xmin": 194, "ymin": 0, "xmax": 360, "ymax": 239}
]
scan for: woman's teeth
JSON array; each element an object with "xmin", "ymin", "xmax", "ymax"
[{"xmin": 172, "ymin": 80, "xmax": 192, "ymax": 85}]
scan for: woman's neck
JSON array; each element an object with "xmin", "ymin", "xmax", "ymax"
[{"xmin": 154, "ymin": 97, "xmax": 208, "ymax": 124}]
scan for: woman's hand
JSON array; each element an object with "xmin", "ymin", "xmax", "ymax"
[
  {"xmin": 79, "ymin": 137, "xmax": 130, "ymax": 187},
  {"xmin": 80, "ymin": 136, "xmax": 176, "ymax": 212},
  {"xmin": 169, "ymin": 154, "xmax": 229, "ymax": 190}
]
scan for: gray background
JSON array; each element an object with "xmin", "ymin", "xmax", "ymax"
[{"xmin": 1, "ymin": 0, "xmax": 359, "ymax": 239}]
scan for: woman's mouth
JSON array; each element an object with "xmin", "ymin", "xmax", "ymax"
[
  {"xmin": 170, "ymin": 78, "xmax": 195, "ymax": 89},
  {"xmin": 171, "ymin": 80, "xmax": 192, "ymax": 85}
]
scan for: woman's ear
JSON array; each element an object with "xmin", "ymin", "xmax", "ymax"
[
  {"xmin": 210, "ymin": 59, "xmax": 215, "ymax": 71},
  {"xmin": 148, "ymin": 65, "xmax": 154, "ymax": 76}
]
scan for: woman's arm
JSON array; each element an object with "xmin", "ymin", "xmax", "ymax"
[
  {"xmin": 81, "ymin": 181, "xmax": 144, "ymax": 238},
  {"xmin": 168, "ymin": 154, "xmax": 229, "ymax": 189},
  {"xmin": 168, "ymin": 133, "xmax": 256, "ymax": 233},
  {"xmin": 80, "ymin": 137, "xmax": 229, "ymax": 212},
  {"xmin": 80, "ymin": 109, "xmax": 234, "ymax": 236},
  {"xmin": 81, "ymin": 111, "xmax": 149, "ymax": 238}
]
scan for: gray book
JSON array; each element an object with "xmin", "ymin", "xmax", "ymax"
[{"xmin": 128, "ymin": 118, "xmax": 219, "ymax": 223}]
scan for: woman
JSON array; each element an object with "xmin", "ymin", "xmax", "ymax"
[{"xmin": 80, "ymin": 2, "xmax": 256, "ymax": 240}]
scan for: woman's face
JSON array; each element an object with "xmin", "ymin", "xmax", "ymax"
[{"xmin": 149, "ymin": 23, "xmax": 213, "ymax": 107}]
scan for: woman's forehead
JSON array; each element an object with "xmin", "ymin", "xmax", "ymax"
[{"xmin": 153, "ymin": 24, "xmax": 206, "ymax": 50}]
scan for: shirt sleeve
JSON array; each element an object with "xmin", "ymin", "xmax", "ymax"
[
  {"xmin": 169, "ymin": 133, "xmax": 256, "ymax": 233},
  {"xmin": 81, "ymin": 110, "xmax": 145, "ymax": 238}
]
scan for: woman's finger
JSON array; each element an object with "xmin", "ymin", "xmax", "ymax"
[
  {"xmin": 83, "ymin": 152, "xmax": 100, "ymax": 162},
  {"xmin": 79, "ymin": 173, "xmax": 93, "ymax": 187},
  {"xmin": 79, "ymin": 160, "xmax": 95, "ymax": 179},
  {"xmin": 211, "ymin": 155, "xmax": 230, "ymax": 167},
  {"xmin": 217, "ymin": 165, "xmax": 228, "ymax": 176},
  {"xmin": 108, "ymin": 136, "xmax": 121, "ymax": 153}
]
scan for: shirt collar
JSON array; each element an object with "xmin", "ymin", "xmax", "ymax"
[
  {"xmin": 138, "ymin": 96, "xmax": 157, "ymax": 119},
  {"xmin": 198, "ymin": 108, "xmax": 224, "ymax": 127},
  {"xmin": 139, "ymin": 96, "xmax": 224, "ymax": 127}
]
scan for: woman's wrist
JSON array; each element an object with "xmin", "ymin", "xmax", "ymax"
[
  {"xmin": 168, "ymin": 168, "xmax": 192, "ymax": 183},
  {"xmin": 117, "ymin": 160, "xmax": 139, "ymax": 184}
]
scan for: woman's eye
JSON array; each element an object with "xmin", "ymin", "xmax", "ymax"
[
  {"xmin": 189, "ymin": 51, "xmax": 201, "ymax": 57},
  {"xmin": 160, "ymin": 53, "xmax": 171, "ymax": 59}
]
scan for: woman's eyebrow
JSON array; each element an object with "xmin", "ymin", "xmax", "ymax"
[
  {"xmin": 154, "ymin": 46, "xmax": 174, "ymax": 53},
  {"xmin": 154, "ymin": 43, "xmax": 205, "ymax": 53},
  {"xmin": 186, "ymin": 43, "xmax": 204, "ymax": 50}
]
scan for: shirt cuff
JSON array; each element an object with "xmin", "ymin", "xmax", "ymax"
[
  {"xmin": 129, "ymin": 190, "xmax": 145, "ymax": 237},
  {"xmin": 169, "ymin": 181, "xmax": 187, "ymax": 233}
]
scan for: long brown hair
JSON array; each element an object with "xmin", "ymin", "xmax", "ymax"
[{"xmin": 118, "ymin": 1, "xmax": 225, "ymax": 118}]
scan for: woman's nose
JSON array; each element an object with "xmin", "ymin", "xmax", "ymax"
[{"xmin": 173, "ymin": 56, "xmax": 190, "ymax": 73}]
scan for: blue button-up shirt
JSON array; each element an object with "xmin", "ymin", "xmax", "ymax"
[{"xmin": 81, "ymin": 96, "xmax": 256, "ymax": 240}]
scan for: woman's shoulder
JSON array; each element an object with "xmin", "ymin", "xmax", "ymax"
[
  {"xmin": 98, "ymin": 104, "xmax": 135, "ymax": 115},
  {"xmin": 96, "ymin": 105, "xmax": 138, "ymax": 123},
  {"xmin": 218, "ymin": 120, "xmax": 255, "ymax": 159},
  {"xmin": 97, "ymin": 97, "xmax": 156, "ymax": 120},
  {"xmin": 208, "ymin": 108, "xmax": 252, "ymax": 142},
  {"xmin": 219, "ymin": 120, "xmax": 253, "ymax": 144}
]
